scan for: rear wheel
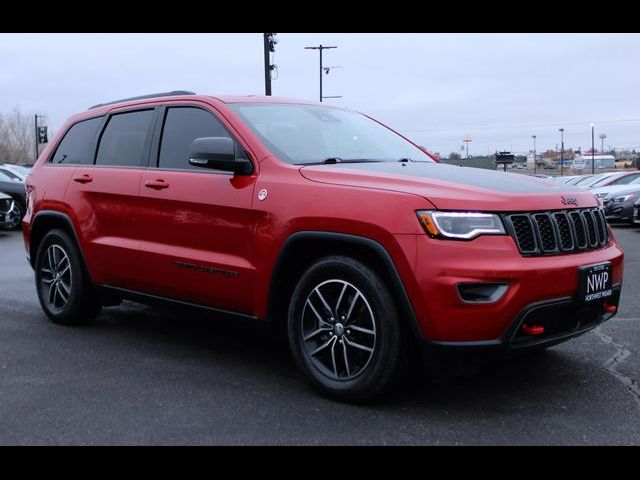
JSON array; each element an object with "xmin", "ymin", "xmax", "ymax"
[
  {"xmin": 34, "ymin": 229, "xmax": 102, "ymax": 325},
  {"xmin": 288, "ymin": 255, "xmax": 405, "ymax": 402}
]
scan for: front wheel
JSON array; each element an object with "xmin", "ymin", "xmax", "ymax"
[
  {"xmin": 34, "ymin": 229, "xmax": 102, "ymax": 325},
  {"xmin": 288, "ymin": 255, "xmax": 405, "ymax": 402}
]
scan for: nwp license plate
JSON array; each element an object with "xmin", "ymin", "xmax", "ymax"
[{"xmin": 578, "ymin": 262, "xmax": 613, "ymax": 303}]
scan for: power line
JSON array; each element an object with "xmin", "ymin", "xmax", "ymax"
[{"xmin": 402, "ymin": 117, "xmax": 640, "ymax": 134}]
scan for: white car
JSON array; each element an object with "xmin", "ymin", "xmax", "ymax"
[
  {"xmin": 591, "ymin": 176, "xmax": 640, "ymax": 200},
  {"xmin": 0, "ymin": 166, "xmax": 25, "ymax": 182}
]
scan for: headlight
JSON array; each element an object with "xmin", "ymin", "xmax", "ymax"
[
  {"xmin": 594, "ymin": 193, "xmax": 608, "ymax": 199},
  {"xmin": 417, "ymin": 211, "xmax": 506, "ymax": 240},
  {"xmin": 612, "ymin": 194, "xmax": 637, "ymax": 202}
]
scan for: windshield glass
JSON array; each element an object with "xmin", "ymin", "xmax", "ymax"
[{"xmin": 228, "ymin": 103, "xmax": 434, "ymax": 165}]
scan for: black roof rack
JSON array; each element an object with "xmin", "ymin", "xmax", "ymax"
[{"xmin": 89, "ymin": 90, "xmax": 197, "ymax": 109}]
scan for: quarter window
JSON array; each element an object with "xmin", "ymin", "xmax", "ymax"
[
  {"xmin": 50, "ymin": 117, "xmax": 103, "ymax": 165},
  {"xmin": 158, "ymin": 107, "xmax": 231, "ymax": 170},
  {"xmin": 96, "ymin": 110, "xmax": 154, "ymax": 167}
]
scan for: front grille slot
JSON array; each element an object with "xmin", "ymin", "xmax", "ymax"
[
  {"xmin": 507, "ymin": 215, "xmax": 537, "ymax": 254},
  {"xmin": 505, "ymin": 208, "xmax": 609, "ymax": 257},
  {"xmin": 552, "ymin": 212, "xmax": 574, "ymax": 251},
  {"xmin": 582, "ymin": 210, "xmax": 598, "ymax": 247},
  {"xmin": 532, "ymin": 213, "xmax": 557, "ymax": 252}
]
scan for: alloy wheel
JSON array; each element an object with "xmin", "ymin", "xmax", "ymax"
[
  {"xmin": 39, "ymin": 244, "xmax": 73, "ymax": 312},
  {"xmin": 300, "ymin": 279, "xmax": 376, "ymax": 381}
]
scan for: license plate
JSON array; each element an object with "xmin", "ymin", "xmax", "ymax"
[{"xmin": 578, "ymin": 262, "xmax": 613, "ymax": 303}]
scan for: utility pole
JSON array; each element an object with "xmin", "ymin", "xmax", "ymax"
[
  {"xmin": 532, "ymin": 135, "xmax": 537, "ymax": 174},
  {"xmin": 559, "ymin": 128, "xmax": 565, "ymax": 176},
  {"xmin": 263, "ymin": 33, "xmax": 278, "ymax": 95},
  {"xmin": 304, "ymin": 44, "xmax": 338, "ymax": 102}
]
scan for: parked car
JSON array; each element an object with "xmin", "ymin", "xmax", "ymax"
[
  {"xmin": 633, "ymin": 198, "xmax": 640, "ymax": 224},
  {"xmin": 591, "ymin": 176, "xmax": 640, "ymax": 200},
  {"xmin": 0, "ymin": 170, "xmax": 26, "ymax": 230},
  {"xmin": 22, "ymin": 91, "xmax": 624, "ymax": 402},
  {"xmin": 603, "ymin": 186, "xmax": 640, "ymax": 224},
  {"xmin": 543, "ymin": 163, "xmax": 557, "ymax": 170},
  {"xmin": 550, "ymin": 175, "xmax": 578, "ymax": 183},
  {"xmin": 575, "ymin": 172, "xmax": 626, "ymax": 189},
  {"xmin": 587, "ymin": 171, "xmax": 640, "ymax": 190},
  {"xmin": 0, "ymin": 192, "xmax": 20, "ymax": 229},
  {"xmin": 1, "ymin": 164, "xmax": 30, "ymax": 181}
]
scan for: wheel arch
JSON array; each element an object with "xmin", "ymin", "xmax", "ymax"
[
  {"xmin": 29, "ymin": 210, "xmax": 89, "ymax": 278},
  {"xmin": 267, "ymin": 231, "xmax": 424, "ymax": 341}
]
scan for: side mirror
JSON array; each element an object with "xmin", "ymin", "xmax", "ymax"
[{"xmin": 188, "ymin": 137, "xmax": 253, "ymax": 175}]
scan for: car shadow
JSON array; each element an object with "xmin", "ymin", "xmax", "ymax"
[{"xmin": 92, "ymin": 300, "xmax": 596, "ymax": 410}]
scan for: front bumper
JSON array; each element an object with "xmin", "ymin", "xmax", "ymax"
[
  {"xmin": 605, "ymin": 201, "xmax": 635, "ymax": 223},
  {"xmin": 423, "ymin": 285, "xmax": 621, "ymax": 353},
  {"xmin": 394, "ymin": 232, "xmax": 624, "ymax": 343}
]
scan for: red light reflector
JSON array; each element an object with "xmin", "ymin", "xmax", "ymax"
[{"xmin": 522, "ymin": 324, "xmax": 545, "ymax": 336}]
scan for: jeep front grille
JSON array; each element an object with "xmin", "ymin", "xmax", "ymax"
[{"xmin": 504, "ymin": 208, "xmax": 609, "ymax": 256}]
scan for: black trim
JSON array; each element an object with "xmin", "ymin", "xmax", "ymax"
[
  {"xmin": 89, "ymin": 90, "xmax": 196, "ymax": 109},
  {"xmin": 99, "ymin": 285, "xmax": 259, "ymax": 322},
  {"xmin": 270, "ymin": 231, "xmax": 424, "ymax": 341}
]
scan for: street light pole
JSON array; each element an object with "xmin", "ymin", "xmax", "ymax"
[
  {"xmin": 599, "ymin": 133, "xmax": 607, "ymax": 168},
  {"xmin": 532, "ymin": 135, "xmax": 537, "ymax": 174},
  {"xmin": 559, "ymin": 128, "xmax": 565, "ymax": 176},
  {"xmin": 304, "ymin": 45, "xmax": 337, "ymax": 102},
  {"xmin": 591, "ymin": 123, "xmax": 595, "ymax": 174},
  {"xmin": 34, "ymin": 114, "xmax": 39, "ymax": 162}
]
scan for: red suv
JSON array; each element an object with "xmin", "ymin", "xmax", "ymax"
[{"xmin": 23, "ymin": 91, "xmax": 624, "ymax": 401}]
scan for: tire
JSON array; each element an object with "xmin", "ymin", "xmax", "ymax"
[
  {"xmin": 34, "ymin": 228, "xmax": 102, "ymax": 325},
  {"xmin": 7, "ymin": 201, "xmax": 24, "ymax": 231},
  {"xmin": 287, "ymin": 255, "xmax": 405, "ymax": 402}
]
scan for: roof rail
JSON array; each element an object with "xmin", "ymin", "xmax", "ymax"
[{"xmin": 89, "ymin": 90, "xmax": 197, "ymax": 109}]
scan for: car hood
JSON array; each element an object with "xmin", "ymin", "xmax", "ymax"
[
  {"xmin": 599, "ymin": 184, "xmax": 640, "ymax": 199},
  {"xmin": 299, "ymin": 162, "xmax": 599, "ymax": 211}
]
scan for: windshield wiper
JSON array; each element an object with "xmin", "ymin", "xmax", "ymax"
[{"xmin": 296, "ymin": 158, "xmax": 384, "ymax": 166}]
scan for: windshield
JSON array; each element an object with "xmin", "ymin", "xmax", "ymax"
[{"xmin": 228, "ymin": 103, "xmax": 434, "ymax": 165}]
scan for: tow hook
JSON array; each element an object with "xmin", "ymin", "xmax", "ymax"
[
  {"xmin": 602, "ymin": 303, "xmax": 617, "ymax": 314},
  {"xmin": 522, "ymin": 324, "xmax": 545, "ymax": 336}
]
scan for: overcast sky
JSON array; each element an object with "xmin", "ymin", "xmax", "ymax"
[{"xmin": 1, "ymin": 33, "xmax": 639, "ymax": 156}]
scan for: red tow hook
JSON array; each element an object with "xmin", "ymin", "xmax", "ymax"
[
  {"xmin": 522, "ymin": 324, "xmax": 545, "ymax": 336},
  {"xmin": 602, "ymin": 303, "xmax": 617, "ymax": 314}
]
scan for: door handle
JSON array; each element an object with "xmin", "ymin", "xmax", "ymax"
[
  {"xmin": 72, "ymin": 174, "xmax": 93, "ymax": 184},
  {"xmin": 144, "ymin": 179, "xmax": 170, "ymax": 190}
]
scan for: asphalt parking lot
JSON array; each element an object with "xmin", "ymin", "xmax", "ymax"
[{"xmin": 0, "ymin": 227, "xmax": 638, "ymax": 445}]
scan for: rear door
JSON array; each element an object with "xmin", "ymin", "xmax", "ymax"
[
  {"xmin": 136, "ymin": 104, "xmax": 257, "ymax": 313},
  {"xmin": 64, "ymin": 108, "xmax": 156, "ymax": 288}
]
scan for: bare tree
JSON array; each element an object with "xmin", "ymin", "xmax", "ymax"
[
  {"xmin": 448, "ymin": 152, "xmax": 461, "ymax": 160},
  {"xmin": 0, "ymin": 107, "xmax": 43, "ymax": 165}
]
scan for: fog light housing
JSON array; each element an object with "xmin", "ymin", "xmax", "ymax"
[{"xmin": 456, "ymin": 283, "xmax": 508, "ymax": 303}]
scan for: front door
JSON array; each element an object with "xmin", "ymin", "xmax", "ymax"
[{"xmin": 136, "ymin": 105, "xmax": 257, "ymax": 314}]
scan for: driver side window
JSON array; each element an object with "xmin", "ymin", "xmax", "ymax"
[{"xmin": 158, "ymin": 107, "xmax": 232, "ymax": 170}]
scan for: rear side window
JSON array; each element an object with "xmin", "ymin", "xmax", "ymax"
[
  {"xmin": 158, "ymin": 107, "xmax": 231, "ymax": 170},
  {"xmin": 614, "ymin": 173, "xmax": 640, "ymax": 185},
  {"xmin": 50, "ymin": 117, "xmax": 103, "ymax": 165},
  {"xmin": 96, "ymin": 110, "xmax": 154, "ymax": 167}
]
